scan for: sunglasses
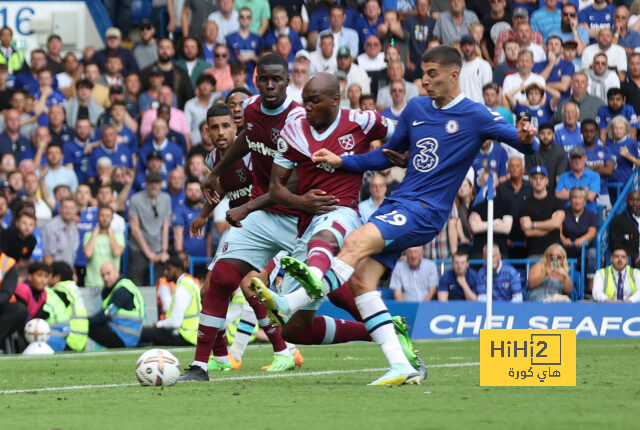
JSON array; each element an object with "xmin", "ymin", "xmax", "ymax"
[
  {"xmin": 562, "ymin": 13, "xmax": 576, "ymax": 17},
  {"xmin": 215, "ymin": 52, "xmax": 228, "ymax": 58},
  {"xmin": 240, "ymin": 15, "xmax": 251, "ymax": 19},
  {"xmin": 141, "ymin": 25, "xmax": 153, "ymax": 31}
]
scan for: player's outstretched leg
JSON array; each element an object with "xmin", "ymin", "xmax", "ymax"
[
  {"xmin": 250, "ymin": 277, "xmax": 288, "ymax": 327},
  {"xmin": 393, "ymin": 316, "xmax": 428, "ymax": 381},
  {"xmin": 179, "ymin": 260, "xmax": 244, "ymax": 382}
]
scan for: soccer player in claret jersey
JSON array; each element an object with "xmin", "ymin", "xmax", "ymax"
[
  {"xmin": 286, "ymin": 46, "xmax": 537, "ymax": 386},
  {"xmin": 248, "ymin": 73, "xmax": 425, "ymax": 377}
]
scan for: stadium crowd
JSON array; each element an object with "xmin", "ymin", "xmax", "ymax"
[{"xmin": 2, "ymin": 0, "xmax": 640, "ymax": 354}]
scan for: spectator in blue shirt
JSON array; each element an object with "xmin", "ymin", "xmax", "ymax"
[
  {"xmin": 226, "ymin": 8, "xmax": 262, "ymax": 87},
  {"xmin": 134, "ymin": 150, "xmax": 168, "ymax": 191},
  {"xmin": 34, "ymin": 68, "xmax": 66, "ymax": 125},
  {"xmin": 13, "ymin": 50, "xmax": 52, "ymax": 96},
  {"xmin": 355, "ymin": 0, "xmax": 384, "ymax": 52},
  {"xmin": 578, "ymin": 0, "xmax": 615, "ymax": 42},
  {"xmin": 606, "ymin": 115, "xmax": 639, "ymax": 202},
  {"xmin": 96, "ymin": 101, "xmax": 139, "ymax": 155},
  {"xmin": 437, "ymin": 251, "xmax": 478, "ymax": 301},
  {"xmin": 554, "ymin": 101, "xmax": 582, "ymax": 153},
  {"xmin": 262, "ymin": 7, "xmax": 304, "ymax": 54},
  {"xmin": 507, "ymin": 83, "xmax": 562, "ymax": 130},
  {"xmin": 0, "ymin": 108, "xmax": 31, "ymax": 161},
  {"xmin": 477, "ymin": 246, "xmax": 523, "ymax": 302},
  {"xmin": 548, "ymin": 3, "xmax": 589, "ymax": 56},
  {"xmin": 137, "ymin": 118, "xmax": 184, "ymax": 177},
  {"xmin": 581, "ymin": 118, "xmax": 614, "ymax": 208},
  {"xmin": 613, "ymin": 6, "xmax": 640, "ymax": 56},
  {"xmin": 63, "ymin": 118, "xmax": 94, "ymax": 185},
  {"xmin": 47, "ymin": 105, "xmax": 76, "ymax": 146},
  {"xmin": 534, "ymin": 36, "xmax": 574, "ymax": 102},
  {"xmin": 597, "ymin": 88, "xmax": 638, "ymax": 143},
  {"xmin": 173, "ymin": 178, "xmax": 212, "ymax": 260},
  {"xmin": 308, "ymin": 0, "xmax": 359, "ymax": 50},
  {"xmin": 531, "ymin": 0, "xmax": 562, "ymax": 41},
  {"xmin": 555, "ymin": 145, "xmax": 601, "ymax": 212},
  {"xmin": 88, "ymin": 125, "xmax": 134, "ymax": 179},
  {"xmin": 402, "ymin": 0, "xmax": 435, "ymax": 81},
  {"xmin": 316, "ymin": 5, "xmax": 360, "ymax": 57},
  {"xmin": 471, "ymin": 140, "xmax": 509, "ymax": 189}
]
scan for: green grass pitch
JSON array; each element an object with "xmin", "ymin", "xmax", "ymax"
[{"xmin": 1, "ymin": 339, "xmax": 638, "ymax": 430}]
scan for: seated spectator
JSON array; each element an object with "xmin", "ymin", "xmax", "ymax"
[
  {"xmin": 139, "ymin": 88, "xmax": 190, "ymax": 144},
  {"xmin": 402, "ymin": 0, "xmax": 435, "ymax": 79},
  {"xmin": 88, "ymin": 125, "xmax": 134, "ymax": 180},
  {"xmin": 535, "ymin": 36, "xmax": 574, "ymax": 102},
  {"xmin": 459, "ymin": 35, "xmax": 491, "ymax": 104},
  {"xmin": 124, "ymin": 73, "xmax": 141, "ymax": 119},
  {"xmin": 275, "ymin": 35, "xmax": 295, "ymax": 69},
  {"xmin": 83, "ymin": 63, "xmax": 111, "ymax": 109},
  {"xmin": 581, "ymin": 28, "xmax": 627, "ymax": 81},
  {"xmin": 586, "ymin": 53, "xmax": 620, "ymax": 103},
  {"xmin": 597, "ymin": 88, "xmax": 638, "ymax": 142},
  {"xmin": 127, "ymin": 171, "xmax": 171, "ymax": 285},
  {"xmin": 287, "ymin": 58, "xmax": 309, "ymax": 104},
  {"xmin": 360, "ymin": 94, "xmax": 376, "ymax": 111},
  {"xmin": 0, "ymin": 209, "xmax": 37, "ymax": 264},
  {"xmin": 14, "ymin": 261, "xmax": 50, "ymax": 322},
  {"xmin": 227, "ymin": 61, "xmax": 256, "ymax": 95},
  {"xmin": 56, "ymin": 53, "xmax": 80, "ymax": 99},
  {"xmin": 141, "ymin": 104, "xmax": 189, "ymax": 156},
  {"xmin": 482, "ymin": 83, "xmax": 513, "ymax": 125},
  {"xmin": 613, "ymin": 6, "xmax": 640, "ymax": 55},
  {"xmin": 453, "ymin": 177, "xmax": 474, "ymax": 254},
  {"xmin": 13, "ymin": 50, "xmax": 49, "ymax": 96},
  {"xmin": 553, "ymin": 72, "xmax": 604, "ymax": 125},
  {"xmin": 622, "ymin": 53, "xmax": 640, "ymax": 114},
  {"xmin": 469, "ymin": 171, "xmax": 513, "ymax": 258},
  {"xmin": 502, "ymin": 50, "xmax": 546, "ymax": 105},
  {"xmin": 99, "ymin": 101, "xmax": 138, "ymax": 155},
  {"xmin": 553, "ymin": 101, "xmax": 582, "ymax": 154},
  {"xmin": 135, "ymin": 150, "xmax": 167, "ymax": 191},
  {"xmin": 137, "ymin": 66, "xmax": 171, "ymax": 113},
  {"xmin": 309, "ymin": 33, "xmax": 338, "ymax": 75},
  {"xmin": 376, "ymin": 60, "xmax": 419, "ymax": 110},
  {"xmin": 581, "ymin": 119, "xmax": 614, "ymax": 209},
  {"xmin": 477, "ymin": 245, "xmax": 523, "ymax": 302},
  {"xmin": 138, "ymin": 118, "xmax": 185, "ymax": 176},
  {"xmin": 527, "ymin": 244, "xmax": 572, "ymax": 302},
  {"xmin": 226, "ymin": 8, "xmax": 262, "ymax": 86},
  {"xmin": 337, "ymin": 47, "xmax": 371, "ymax": 95},
  {"xmin": 184, "ymin": 75, "xmax": 218, "ymax": 147},
  {"xmin": 90, "ymin": 27, "xmax": 140, "ymax": 76},
  {"xmin": 173, "ymin": 178, "xmax": 212, "ymax": 263},
  {"xmin": 520, "ymin": 166, "xmax": 566, "ymax": 258},
  {"xmin": 592, "ymin": 247, "xmax": 640, "ymax": 302},
  {"xmin": 507, "ymin": 83, "xmax": 561, "ymax": 129},
  {"xmin": 23, "ymin": 173, "xmax": 52, "ymax": 227},
  {"xmin": 606, "ymin": 115, "xmax": 639, "ymax": 202},
  {"xmin": 175, "ymin": 37, "xmax": 211, "ymax": 90},
  {"xmin": 64, "ymin": 79, "xmax": 105, "ymax": 129},
  {"xmin": 95, "ymin": 183, "xmax": 127, "ymax": 232},
  {"xmin": 167, "ymin": 167, "xmax": 186, "ymax": 208},
  {"xmin": 98, "ymin": 52, "xmax": 125, "ymax": 88},
  {"xmin": 204, "ymin": 44, "xmax": 233, "ymax": 93},
  {"xmin": 555, "ymin": 146, "xmax": 600, "ymax": 212},
  {"xmin": 186, "ymin": 153, "xmax": 207, "ymax": 183},
  {"xmin": 139, "ymin": 254, "xmax": 201, "ymax": 346},
  {"xmin": 262, "ymin": 6, "xmax": 304, "ymax": 54},
  {"xmin": 140, "ymin": 38, "xmax": 194, "ymax": 109},
  {"xmin": 33, "ymin": 68, "xmax": 66, "ymax": 123},
  {"xmin": 433, "ymin": 0, "xmax": 479, "ymax": 46},
  {"xmin": 610, "ymin": 190, "xmax": 640, "ymax": 267},
  {"xmin": 346, "ymin": 83, "xmax": 362, "ymax": 110},
  {"xmin": 132, "ymin": 19, "xmax": 158, "ymax": 70},
  {"xmin": 380, "ymin": 80, "xmax": 406, "ymax": 123},
  {"xmin": 83, "ymin": 205, "xmax": 125, "ymax": 289},
  {"xmin": 560, "ymin": 186, "xmax": 597, "ymax": 267},
  {"xmin": 357, "ymin": 35, "xmax": 387, "ymax": 73},
  {"xmin": 39, "ymin": 143, "xmax": 78, "ymax": 195},
  {"xmin": 437, "ymin": 250, "xmax": 478, "ymax": 302},
  {"xmin": 530, "ymin": 0, "xmax": 561, "ymax": 41},
  {"xmin": 0, "ymin": 109, "xmax": 31, "ymax": 161},
  {"xmin": 88, "ymin": 261, "xmax": 144, "ymax": 348},
  {"xmin": 42, "ymin": 197, "xmax": 78, "ymax": 267},
  {"xmin": 354, "ymin": 0, "xmax": 384, "ymax": 53},
  {"xmin": 62, "ymin": 119, "xmax": 94, "ymax": 185},
  {"xmin": 472, "ymin": 140, "xmax": 508, "ymax": 189},
  {"xmin": 492, "ymin": 39, "xmax": 519, "ymax": 88},
  {"xmin": 47, "ymin": 105, "xmax": 75, "ymax": 147},
  {"xmin": 316, "ymin": 5, "xmax": 359, "ymax": 57},
  {"xmin": 358, "ymin": 174, "xmax": 387, "ymax": 223},
  {"xmin": 389, "ymin": 246, "xmax": 439, "ymax": 301}
]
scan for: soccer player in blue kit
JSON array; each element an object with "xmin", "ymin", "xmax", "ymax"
[{"xmin": 288, "ymin": 46, "xmax": 537, "ymax": 386}]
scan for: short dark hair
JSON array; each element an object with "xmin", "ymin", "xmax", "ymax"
[
  {"xmin": 51, "ymin": 261, "xmax": 74, "ymax": 281},
  {"xmin": 225, "ymin": 86, "xmax": 253, "ymax": 103},
  {"xmin": 230, "ymin": 62, "xmax": 247, "ymax": 76},
  {"xmin": 76, "ymin": 78, "xmax": 93, "ymax": 90},
  {"xmin": 421, "ymin": 45, "xmax": 462, "ymax": 69},
  {"xmin": 185, "ymin": 176, "xmax": 201, "ymax": 187},
  {"xmin": 607, "ymin": 87, "xmax": 624, "ymax": 99},
  {"xmin": 359, "ymin": 94, "xmax": 375, "ymax": 105},
  {"xmin": 206, "ymin": 103, "xmax": 233, "ymax": 121},
  {"xmin": 538, "ymin": 122, "xmax": 554, "ymax": 133},
  {"xmin": 581, "ymin": 118, "xmax": 597, "ymax": 129},
  {"xmin": 47, "ymin": 34, "xmax": 62, "ymax": 44},
  {"xmin": 28, "ymin": 262, "xmax": 52, "ymax": 275},
  {"xmin": 256, "ymin": 54, "xmax": 289, "ymax": 73},
  {"xmin": 196, "ymin": 73, "xmax": 216, "ymax": 88},
  {"xmin": 453, "ymin": 249, "xmax": 470, "ymax": 260}
]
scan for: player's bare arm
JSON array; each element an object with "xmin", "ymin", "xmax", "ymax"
[
  {"xmin": 269, "ymin": 163, "xmax": 339, "ymax": 214},
  {"xmin": 516, "ymin": 117, "xmax": 537, "ymax": 144},
  {"xmin": 190, "ymin": 179, "xmax": 226, "ymax": 237}
]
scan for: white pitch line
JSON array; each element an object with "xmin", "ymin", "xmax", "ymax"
[{"xmin": 0, "ymin": 362, "xmax": 479, "ymax": 395}]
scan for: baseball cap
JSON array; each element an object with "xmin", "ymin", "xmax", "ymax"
[
  {"xmin": 460, "ymin": 35, "xmax": 475, "ymax": 46},
  {"xmin": 105, "ymin": 27, "xmax": 122, "ymax": 39},
  {"xmin": 513, "ymin": 7, "xmax": 529, "ymax": 19},
  {"xmin": 110, "ymin": 85, "xmax": 124, "ymax": 95},
  {"xmin": 295, "ymin": 49, "xmax": 311, "ymax": 61},
  {"xmin": 139, "ymin": 19, "xmax": 153, "ymax": 29},
  {"xmin": 569, "ymin": 146, "xmax": 586, "ymax": 158},
  {"xmin": 147, "ymin": 150, "xmax": 163, "ymax": 161},
  {"xmin": 146, "ymin": 171, "xmax": 163, "ymax": 183},
  {"xmin": 337, "ymin": 46, "xmax": 351, "ymax": 57},
  {"xmin": 530, "ymin": 165, "xmax": 548, "ymax": 177}
]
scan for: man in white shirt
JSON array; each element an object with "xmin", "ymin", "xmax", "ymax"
[
  {"xmin": 286, "ymin": 57, "xmax": 309, "ymax": 104},
  {"xmin": 459, "ymin": 35, "xmax": 492, "ymax": 103},
  {"xmin": 586, "ymin": 53, "xmax": 620, "ymax": 102},
  {"xmin": 207, "ymin": 0, "xmax": 240, "ymax": 44},
  {"xmin": 581, "ymin": 28, "xmax": 628, "ymax": 81},
  {"xmin": 309, "ymin": 33, "xmax": 338, "ymax": 75},
  {"xmin": 356, "ymin": 35, "xmax": 386, "ymax": 72},
  {"xmin": 502, "ymin": 50, "xmax": 546, "ymax": 104},
  {"xmin": 390, "ymin": 246, "xmax": 439, "ymax": 301},
  {"xmin": 336, "ymin": 46, "xmax": 371, "ymax": 95},
  {"xmin": 592, "ymin": 247, "xmax": 640, "ymax": 302}
]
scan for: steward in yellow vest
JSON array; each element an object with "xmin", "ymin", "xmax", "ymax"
[
  {"xmin": 50, "ymin": 262, "xmax": 89, "ymax": 351},
  {"xmin": 88, "ymin": 261, "xmax": 145, "ymax": 348},
  {"xmin": 139, "ymin": 254, "xmax": 201, "ymax": 346}
]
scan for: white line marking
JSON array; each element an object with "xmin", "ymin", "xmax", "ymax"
[{"xmin": 0, "ymin": 362, "xmax": 480, "ymax": 394}]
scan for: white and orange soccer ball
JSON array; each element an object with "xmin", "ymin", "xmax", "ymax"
[
  {"xmin": 135, "ymin": 349, "xmax": 181, "ymax": 386},
  {"xmin": 24, "ymin": 318, "xmax": 50, "ymax": 343}
]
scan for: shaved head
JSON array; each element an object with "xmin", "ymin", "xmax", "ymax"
[
  {"xmin": 305, "ymin": 72, "xmax": 340, "ymax": 98},
  {"xmin": 302, "ymin": 72, "xmax": 341, "ymax": 130}
]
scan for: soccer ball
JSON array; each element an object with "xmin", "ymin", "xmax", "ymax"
[
  {"xmin": 24, "ymin": 318, "xmax": 50, "ymax": 343},
  {"xmin": 135, "ymin": 349, "xmax": 181, "ymax": 387}
]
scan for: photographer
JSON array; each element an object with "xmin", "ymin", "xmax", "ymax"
[{"xmin": 527, "ymin": 244, "xmax": 573, "ymax": 302}]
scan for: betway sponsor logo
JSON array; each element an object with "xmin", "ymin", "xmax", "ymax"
[
  {"xmin": 247, "ymin": 138, "xmax": 279, "ymax": 158},
  {"xmin": 228, "ymin": 186, "xmax": 252, "ymax": 201}
]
